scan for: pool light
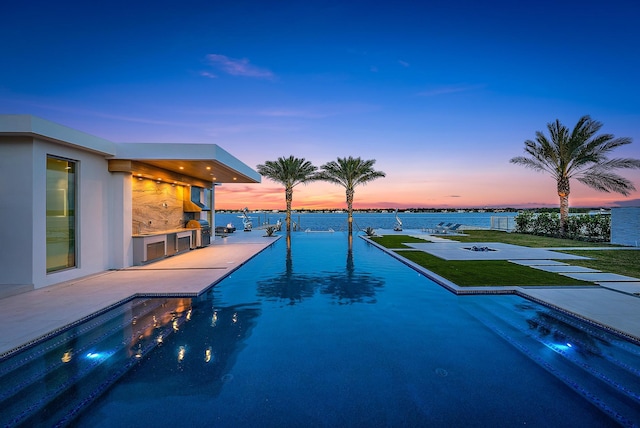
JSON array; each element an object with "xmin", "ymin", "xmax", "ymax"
[{"xmin": 61, "ymin": 350, "xmax": 73, "ymax": 363}]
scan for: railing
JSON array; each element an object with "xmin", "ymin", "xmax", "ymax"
[{"xmin": 491, "ymin": 216, "xmax": 514, "ymax": 231}]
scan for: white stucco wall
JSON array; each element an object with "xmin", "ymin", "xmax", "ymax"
[
  {"xmin": 0, "ymin": 137, "xmax": 35, "ymax": 286},
  {"xmin": 32, "ymin": 138, "xmax": 114, "ymax": 288},
  {"xmin": 109, "ymin": 172, "xmax": 133, "ymax": 268},
  {"xmin": 611, "ymin": 207, "xmax": 640, "ymax": 247},
  {"xmin": 0, "ymin": 135, "xmax": 115, "ymax": 290}
]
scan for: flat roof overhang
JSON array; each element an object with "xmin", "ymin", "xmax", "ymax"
[
  {"xmin": 108, "ymin": 158, "xmax": 259, "ymax": 187},
  {"xmin": 0, "ymin": 115, "xmax": 261, "ymax": 187},
  {"xmin": 109, "ymin": 142, "xmax": 261, "ymax": 187}
]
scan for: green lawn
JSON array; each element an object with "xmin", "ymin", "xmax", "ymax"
[
  {"xmin": 399, "ymin": 251, "xmax": 592, "ymax": 287},
  {"xmin": 369, "ymin": 235, "xmax": 430, "ymax": 248},
  {"xmin": 367, "ymin": 231, "xmax": 636, "ymax": 286}
]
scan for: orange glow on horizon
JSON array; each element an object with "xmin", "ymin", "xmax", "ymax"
[{"xmin": 214, "ymin": 179, "xmax": 640, "ymax": 210}]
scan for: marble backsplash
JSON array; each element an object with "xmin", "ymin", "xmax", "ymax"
[{"xmin": 132, "ymin": 178, "xmax": 189, "ymax": 234}]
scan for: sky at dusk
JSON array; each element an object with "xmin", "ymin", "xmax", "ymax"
[{"xmin": 2, "ymin": 0, "xmax": 639, "ymax": 210}]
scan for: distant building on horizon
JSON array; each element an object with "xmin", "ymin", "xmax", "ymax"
[{"xmin": 610, "ymin": 206, "xmax": 640, "ymax": 247}]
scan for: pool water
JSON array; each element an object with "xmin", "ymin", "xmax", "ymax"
[{"xmin": 2, "ymin": 233, "xmax": 639, "ymax": 427}]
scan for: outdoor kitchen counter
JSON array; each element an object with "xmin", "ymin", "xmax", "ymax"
[
  {"xmin": 132, "ymin": 229, "xmax": 195, "ymax": 265},
  {"xmin": 132, "ymin": 228, "xmax": 195, "ymax": 237}
]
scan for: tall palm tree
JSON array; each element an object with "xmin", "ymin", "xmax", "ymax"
[
  {"xmin": 510, "ymin": 115, "xmax": 640, "ymax": 236},
  {"xmin": 256, "ymin": 156, "xmax": 318, "ymax": 232},
  {"xmin": 318, "ymin": 156, "xmax": 386, "ymax": 234}
]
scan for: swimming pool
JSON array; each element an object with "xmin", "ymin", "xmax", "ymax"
[{"xmin": 1, "ymin": 233, "xmax": 639, "ymax": 426}]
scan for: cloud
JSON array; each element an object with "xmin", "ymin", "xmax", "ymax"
[
  {"xmin": 417, "ymin": 84, "xmax": 485, "ymax": 97},
  {"xmin": 205, "ymin": 54, "xmax": 274, "ymax": 79},
  {"xmin": 200, "ymin": 71, "xmax": 218, "ymax": 79},
  {"xmin": 448, "ymin": 195, "xmax": 461, "ymax": 198},
  {"xmin": 398, "ymin": 60, "xmax": 410, "ymax": 67}
]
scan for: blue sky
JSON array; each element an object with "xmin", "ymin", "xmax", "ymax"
[{"xmin": 2, "ymin": 0, "xmax": 639, "ymax": 209}]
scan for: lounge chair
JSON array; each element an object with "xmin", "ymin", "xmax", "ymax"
[{"xmin": 444, "ymin": 223, "xmax": 462, "ymax": 234}]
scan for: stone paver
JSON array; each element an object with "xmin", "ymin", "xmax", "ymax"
[
  {"xmin": 519, "ymin": 287, "xmax": 640, "ymax": 342},
  {"xmin": 598, "ymin": 282, "xmax": 640, "ymax": 294},
  {"xmin": 561, "ymin": 272, "xmax": 640, "ymax": 282},
  {"xmin": 530, "ymin": 265, "xmax": 601, "ymax": 273},
  {"xmin": 510, "ymin": 260, "xmax": 570, "ymax": 266}
]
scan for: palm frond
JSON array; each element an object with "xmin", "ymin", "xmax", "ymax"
[
  {"xmin": 318, "ymin": 156, "xmax": 385, "ymax": 189},
  {"xmin": 577, "ymin": 169, "xmax": 636, "ymax": 195},
  {"xmin": 256, "ymin": 155, "xmax": 319, "ymax": 188}
]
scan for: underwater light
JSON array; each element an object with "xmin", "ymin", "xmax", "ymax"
[
  {"xmin": 550, "ymin": 342, "xmax": 574, "ymax": 352},
  {"xmin": 86, "ymin": 352, "xmax": 102, "ymax": 359},
  {"xmin": 61, "ymin": 351, "xmax": 73, "ymax": 363}
]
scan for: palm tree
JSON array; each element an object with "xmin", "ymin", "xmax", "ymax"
[
  {"xmin": 318, "ymin": 156, "xmax": 386, "ymax": 234},
  {"xmin": 256, "ymin": 156, "xmax": 318, "ymax": 232},
  {"xmin": 510, "ymin": 115, "xmax": 640, "ymax": 236}
]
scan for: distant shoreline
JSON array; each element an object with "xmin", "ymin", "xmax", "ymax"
[{"xmin": 216, "ymin": 207, "xmax": 611, "ymax": 214}]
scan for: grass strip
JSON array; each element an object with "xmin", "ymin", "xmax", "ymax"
[
  {"xmin": 399, "ymin": 251, "xmax": 594, "ymax": 287},
  {"xmin": 370, "ymin": 235, "xmax": 430, "ymax": 249}
]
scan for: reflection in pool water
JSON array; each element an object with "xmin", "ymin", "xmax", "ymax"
[{"xmin": 1, "ymin": 233, "xmax": 639, "ymax": 427}]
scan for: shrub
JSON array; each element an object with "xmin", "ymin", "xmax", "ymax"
[
  {"xmin": 514, "ymin": 211, "xmax": 534, "ymax": 233},
  {"xmin": 512, "ymin": 212, "xmax": 610, "ymax": 242}
]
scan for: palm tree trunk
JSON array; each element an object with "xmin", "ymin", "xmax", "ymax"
[
  {"xmin": 346, "ymin": 188, "xmax": 354, "ymax": 234},
  {"xmin": 557, "ymin": 177, "xmax": 570, "ymax": 237},
  {"xmin": 286, "ymin": 187, "xmax": 293, "ymax": 233}
]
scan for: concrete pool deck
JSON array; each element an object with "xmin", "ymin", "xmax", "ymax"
[
  {"xmin": 0, "ymin": 231, "xmax": 280, "ymax": 357},
  {"xmin": 1, "ymin": 229, "xmax": 639, "ymax": 358}
]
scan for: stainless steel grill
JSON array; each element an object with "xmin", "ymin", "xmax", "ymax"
[{"xmin": 186, "ymin": 219, "xmax": 211, "ymax": 247}]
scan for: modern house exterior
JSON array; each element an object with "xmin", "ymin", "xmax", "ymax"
[{"xmin": 0, "ymin": 115, "xmax": 260, "ymax": 297}]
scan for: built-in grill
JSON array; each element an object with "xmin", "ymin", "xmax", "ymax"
[{"xmin": 186, "ymin": 219, "xmax": 211, "ymax": 247}]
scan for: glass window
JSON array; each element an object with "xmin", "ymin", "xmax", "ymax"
[{"xmin": 46, "ymin": 156, "xmax": 77, "ymax": 272}]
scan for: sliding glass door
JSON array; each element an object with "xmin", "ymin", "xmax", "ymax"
[{"xmin": 46, "ymin": 156, "xmax": 77, "ymax": 272}]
